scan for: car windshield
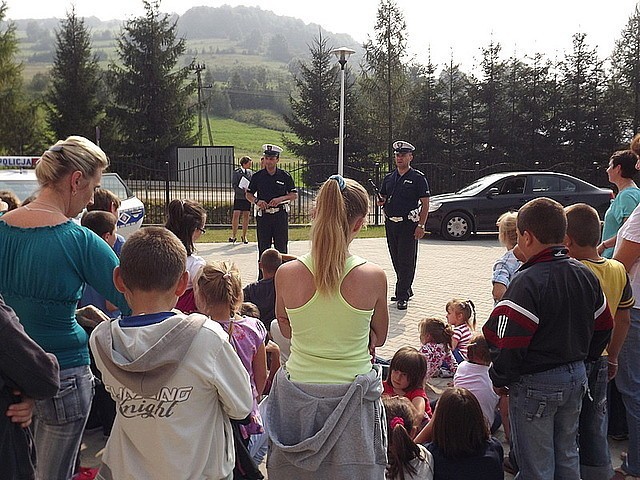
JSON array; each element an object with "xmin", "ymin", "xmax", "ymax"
[
  {"xmin": 0, "ymin": 179, "xmax": 39, "ymax": 201},
  {"xmin": 455, "ymin": 174, "xmax": 505, "ymax": 195}
]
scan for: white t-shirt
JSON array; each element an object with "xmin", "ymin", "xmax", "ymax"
[
  {"xmin": 186, "ymin": 254, "xmax": 206, "ymax": 289},
  {"xmin": 615, "ymin": 203, "xmax": 640, "ymax": 309},
  {"xmin": 389, "ymin": 444, "xmax": 434, "ymax": 480},
  {"xmin": 453, "ymin": 361, "xmax": 499, "ymax": 427}
]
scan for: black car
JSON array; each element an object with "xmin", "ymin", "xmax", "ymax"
[{"xmin": 426, "ymin": 171, "xmax": 613, "ymax": 240}]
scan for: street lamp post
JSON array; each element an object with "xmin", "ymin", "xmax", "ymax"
[{"xmin": 331, "ymin": 47, "xmax": 355, "ymax": 176}]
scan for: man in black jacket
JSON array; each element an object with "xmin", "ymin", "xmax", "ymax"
[{"xmin": 0, "ymin": 295, "xmax": 59, "ymax": 479}]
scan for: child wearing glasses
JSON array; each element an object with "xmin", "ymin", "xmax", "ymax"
[{"xmin": 165, "ymin": 199, "xmax": 207, "ymax": 314}]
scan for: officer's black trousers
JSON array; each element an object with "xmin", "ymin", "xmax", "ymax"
[
  {"xmin": 385, "ymin": 220, "xmax": 419, "ymax": 301},
  {"xmin": 256, "ymin": 210, "xmax": 289, "ymax": 257}
]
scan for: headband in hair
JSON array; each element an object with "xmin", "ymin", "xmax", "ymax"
[
  {"xmin": 328, "ymin": 174, "xmax": 346, "ymax": 191},
  {"xmin": 390, "ymin": 416, "xmax": 405, "ymax": 429},
  {"xmin": 48, "ymin": 144, "xmax": 63, "ymax": 152}
]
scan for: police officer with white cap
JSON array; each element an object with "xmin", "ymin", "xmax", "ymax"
[
  {"xmin": 246, "ymin": 144, "xmax": 297, "ymax": 264},
  {"xmin": 377, "ymin": 141, "xmax": 430, "ymax": 310}
]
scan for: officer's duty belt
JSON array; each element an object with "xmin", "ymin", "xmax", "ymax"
[{"xmin": 264, "ymin": 206, "xmax": 284, "ymax": 214}]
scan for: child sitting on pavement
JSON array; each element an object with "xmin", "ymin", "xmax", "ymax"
[
  {"xmin": 90, "ymin": 227, "xmax": 253, "ymax": 480},
  {"xmin": 418, "ymin": 317, "xmax": 457, "ymax": 379},
  {"xmin": 383, "ymin": 395, "xmax": 434, "ymax": 480},
  {"xmin": 445, "ymin": 298, "xmax": 476, "ymax": 363},
  {"xmin": 383, "ymin": 346, "xmax": 432, "ymax": 423},
  {"xmin": 453, "ymin": 334, "xmax": 500, "ymax": 434}
]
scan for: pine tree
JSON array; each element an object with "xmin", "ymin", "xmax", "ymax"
[
  {"xmin": 411, "ymin": 52, "xmax": 447, "ymax": 163},
  {"xmin": 610, "ymin": 4, "xmax": 640, "ymax": 137},
  {"xmin": 0, "ymin": 2, "xmax": 44, "ymax": 154},
  {"xmin": 477, "ymin": 39, "xmax": 510, "ymax": 165},
  {"xmin": 283, "ymin": 34, "xmax": 340, "ymax": 186},
  {"xmin": 438, "ymin": 56, "xmax": 475, "ymax": 167},
  {"xmin": 109, "ymin": 0, "xmax": 196, "ymax": 166},
  {"xmin": 558, "ymin": 33, "xmax": 608, "ymax": 162},
  {"xmin": 46, "ymin": 8, "xmax": 102, "ymax": 141},
  {"xmin": 361, "ymin": 0, "xmax": 411, "ymax": 170}
]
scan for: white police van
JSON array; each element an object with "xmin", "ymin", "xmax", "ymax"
[{"xmin": 0, "ymin": 156, "xmax": 145, "ymax": 238}]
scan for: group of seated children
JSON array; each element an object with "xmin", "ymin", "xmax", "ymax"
[
  {"xmin": 380, "ymin": 294, "xmax": 505, "ymax": 480},
  {"xmin": 382, "ymin": 334, "xmax": 504, "ymax": 480}
]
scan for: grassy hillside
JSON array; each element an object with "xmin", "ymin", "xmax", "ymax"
[{"xmin": 202, "ymin": 116, "xmax": 298, "ymax": 161}]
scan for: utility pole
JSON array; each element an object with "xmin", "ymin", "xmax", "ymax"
[{"xmin": 191, "ymin": 61, "xmax": 214, "ymax": 145}]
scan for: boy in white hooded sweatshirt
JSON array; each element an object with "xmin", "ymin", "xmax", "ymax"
[{"xmin": 90, "ymin": 227, "xmax": 253, "ymax": 480}]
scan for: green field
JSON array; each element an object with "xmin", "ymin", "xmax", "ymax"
[{"xmin": 203, "ymin": 116, "xmax": 298, "ymax": 160}]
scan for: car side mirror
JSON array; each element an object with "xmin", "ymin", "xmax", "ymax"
[{"xmin": 487, "ymin": 187, "xmax": 500, "ymax": 198}]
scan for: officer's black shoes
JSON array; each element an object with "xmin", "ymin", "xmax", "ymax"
[
  {"xmin": 391, "ymin": 292, "xmax": 414, "ymax": 302},
  {"xmin": 228, "ymin": 237, "xmax": 236, "ymax": 243},
  {"xmin": 396, "ymin": 300, "xmax": 408, "ymax": 310}
]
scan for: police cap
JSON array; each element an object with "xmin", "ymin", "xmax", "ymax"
[
  {"xmin": 393, "ymin": 141, "xmax": 415, "ymax": 154},
  {"xmin": 262, "ymin": 144, "xmax": 283, "ymax": 157}
]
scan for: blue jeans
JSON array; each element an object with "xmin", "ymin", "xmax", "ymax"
[
  {"xmin": 579, "ymin": 356, "xmax": 612, "ymax": 480},
  {"xmin": 616, "ymin": 309, "xmax": 640, "ymax": 476},
  {"xmin": 34, "ymin": 365, "xmax": 94, "ymax": 480},
  {"xmin": 510, "ymin": 361, "xmax": 587, "ymax": 480}
]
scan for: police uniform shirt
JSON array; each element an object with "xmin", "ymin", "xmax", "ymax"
[
  {"xmin": 380, "ymin": 168, "xmax": 430, "ymax": 217},
  {"xmin": 247, "ymin": 167, "xmax": 297, "ymax": 203}
]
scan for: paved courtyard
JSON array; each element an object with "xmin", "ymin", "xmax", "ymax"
[{"xmin": 195, "ymin": 233, "xmax": 503, "ymax": 358}]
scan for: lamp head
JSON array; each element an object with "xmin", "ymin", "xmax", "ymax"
[{"xmin": 331, "ymin": 47, "xmax": 356, "ymax": 69}]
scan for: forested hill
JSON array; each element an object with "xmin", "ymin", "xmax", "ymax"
[
  {"xmin": 176, "ymin": 5, "xmax": 358, "ymax": 57},
  {"xmin": 12, "ymin": 5, "xmax": 361, "ymax": 68}
]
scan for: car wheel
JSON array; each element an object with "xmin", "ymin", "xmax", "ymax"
[{"xmin": 442, "ymin": 212, "xmax": 472, "ymax": 241}]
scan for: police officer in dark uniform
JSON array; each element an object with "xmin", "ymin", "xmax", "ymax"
[
  {"xmin": 246, "ymin": 144, "xmax": 297, "ymax": 262},
  {"xmin": 378, "ymin": 141, "xmax": 430, "ymax": 310}
]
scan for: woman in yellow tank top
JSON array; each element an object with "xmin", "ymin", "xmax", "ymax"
[{"xmin": 266, "ymin": 175, "xmax": 389, "ymax": 479}]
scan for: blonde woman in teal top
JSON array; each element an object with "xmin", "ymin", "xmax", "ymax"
[
  {"xmin": 0, "ymin": 136, "xmax": 129, "ymax": 480},
  {"xmin": 268, "ymin": 176, "xmax": 389, "ymax": 479}
]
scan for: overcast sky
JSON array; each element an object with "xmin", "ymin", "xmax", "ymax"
[{"xmin": 5, "ymin": 0, "xmax": 640, "ymax": 68}]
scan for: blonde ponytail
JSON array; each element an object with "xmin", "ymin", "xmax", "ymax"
[
  {"xmin": 194, "ymin": 261, "xmax": 243, "ymax": 317},
  {"xmin": 311, "ymin": 176, "xmax": 369, "ymax": 295}
]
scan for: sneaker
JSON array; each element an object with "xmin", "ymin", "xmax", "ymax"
[
  {"xmin": 242, "ymin": 236, "xmax": 248, "ymax": 244},
  {"xmin": 228, "ymin": 237, "xmax": 236, "ymax": 243}
]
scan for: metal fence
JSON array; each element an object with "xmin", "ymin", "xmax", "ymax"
[{"xmin": 110, "ymin": 156, "xmax": 607, "ymax": 227}]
